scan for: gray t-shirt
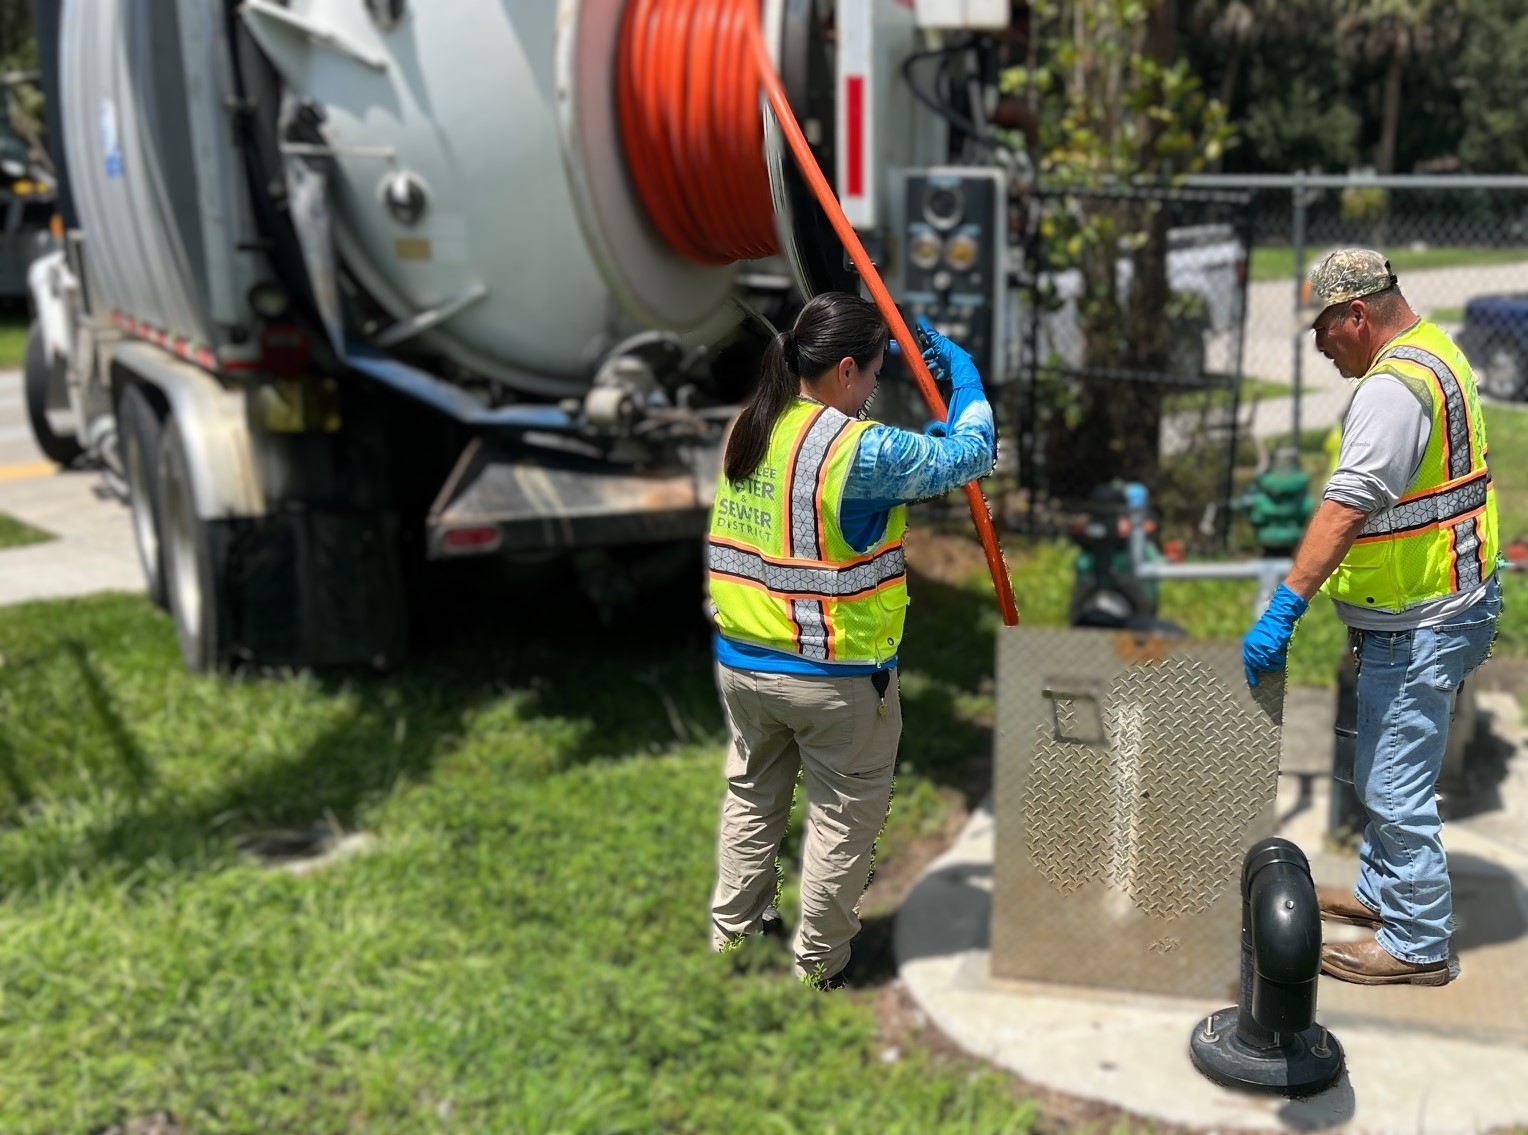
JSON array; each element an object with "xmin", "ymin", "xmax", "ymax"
[{"xmin": 1323, "ymin": 371, "xmax": 1487, "ymax": 630}]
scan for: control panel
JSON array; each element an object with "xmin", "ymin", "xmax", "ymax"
[{"xmin": 888, "ymin": 167, "xmax": 1008, "ymax": 387}]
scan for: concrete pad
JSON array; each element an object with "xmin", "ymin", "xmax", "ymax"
[
  {"xmin": 897, "ymin": 690, "xmax": 1528, "ymax": 1134},
  {"xmin": 0, "ymin": 366, "xmax": 47, "ymax": 469},
  {"xmin": 0, "ymin": 469, "xmax": 144, "ymax": 605}
]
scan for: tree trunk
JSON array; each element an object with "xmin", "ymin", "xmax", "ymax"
[
  {"xmin": 1376, "ymin": 53, "xmax": 1404, "ymax": 175},
  {"xmin": 1218, "ymin": 45, "xmax": 1243, "ymax": 119},
  {"xmin": 1213, "ymin": 46, "xmax": 1242, "ymax": 172},
  {"xmin": 1037, "ymin": 0, "xmax": 1183, "ymax": 499}
]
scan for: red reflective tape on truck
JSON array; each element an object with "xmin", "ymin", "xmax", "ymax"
[
  {"xmin": 846, "ymin": 76, "xmax": 865, "ymax": 198},
  {"xmin": 440, "ymin": 526, "xmax": 503, "ymax": 554}
]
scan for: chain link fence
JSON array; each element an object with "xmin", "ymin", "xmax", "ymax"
[
  {"xmin": 998, "ymin": 174, "xmax": 1528, "ymax": 553},
  {"xmin": 1218, "ymin": 175, "xmax": 1528, "ymax": 442},
  {"xmin": 1002, "ymin": 183, "xmax": 1256, "ymax": 551}
]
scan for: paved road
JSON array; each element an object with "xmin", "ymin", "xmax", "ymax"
[
  {"xmin": 0, "ymin": 367, "xmax": 143, "ymax": 606},
  {"xmin": 1228, "ymin": 258, "xmax": 1528, "ymax": 399}
]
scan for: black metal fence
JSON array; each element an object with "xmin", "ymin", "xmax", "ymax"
[{"xmin": 1004, "ymin": 183, "xmax": 1257, "ymax": 550}]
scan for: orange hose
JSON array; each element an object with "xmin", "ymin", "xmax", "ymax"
[
  {"xmin": 741, "ymin": 7, "xmax": 1019, "ymax": 626},
  {"xmin": 618, "ymin": 0, "xmax": 780, "ymax": 264},
  {"xmin": 616, "ymin": 0, "xmax": 1019, "ymax": 626}
]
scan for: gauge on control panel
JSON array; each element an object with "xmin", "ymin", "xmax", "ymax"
[
  {"xmin": 923, "ymin": 183, "xmax": 966, "ymax": 231},
  {"xmin": 945, "ymin": 231, "xmax": 980, "ymax": 273},
  {"xmin": 909, "ymin": 228, "xmax": 944, "ymax": 271}
]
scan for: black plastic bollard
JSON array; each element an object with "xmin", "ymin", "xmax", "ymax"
[{"xmin": 1190, "ymin": 837, "xmax": 1345, "ymax": 1097}]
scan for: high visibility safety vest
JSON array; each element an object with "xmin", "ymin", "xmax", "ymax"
[
  {"xmin": 1325, "ymin": 321, "xmax": 1498, "ymax": 612},
  {"xmin": 708, "ymin": 399, "xmax": 909, "ymax": 665}
]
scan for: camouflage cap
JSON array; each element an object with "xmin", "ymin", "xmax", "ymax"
[{"xmin": 1305, "ymin": 248, "xmax": 1399, "ymax": 313}]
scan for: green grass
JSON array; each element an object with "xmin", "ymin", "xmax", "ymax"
[
  {"xmin": 1485, "ymin": 403, "xmax": 1528, "ymax": 541},
  {"xmin": 0, "ymin": 512, "xmax": 52, "ymax": 550},
  {"xmin": 0, "ymin": 316, "xmax": 28, "ymax": 370},
  {"xmin": 1250, "ymin": 245, "xmax": 1528, "ymax": 283},
  {"xmin": 1428, "ymin": 306, "xmax": 1464, "ymax": 325},
  {"xmin": 1157, "ymin": 400, "xmax": 1528, "ymax": 682},
  {"xmin": 0, "ymin": 567, "xmax": 1034, "ymax": 1134},
  {"xmin": 1163, "ymin": 377, "xmax": 1291, "ymax": 414},
  {"xmin": 9, "ymin": 401, "xmax": 1528, "ymax": 1128}
]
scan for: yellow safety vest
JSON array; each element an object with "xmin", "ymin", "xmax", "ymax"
[
  {"xmin": 708, "ymin": 398, "xmax": 909, "ymax": 665},
  {"xmin": 1325, "ymin": 321, "xmax": 1498, "ymax": 612}
]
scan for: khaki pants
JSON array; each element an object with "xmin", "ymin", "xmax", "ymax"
[{"xmin": 709, "ymin": 662, "xmax": 902, "ymax": 980}]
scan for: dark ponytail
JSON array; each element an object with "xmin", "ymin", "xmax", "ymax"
[{"xmin": 723, "ymin": 292, "xmax": 888, "ymax": 483}]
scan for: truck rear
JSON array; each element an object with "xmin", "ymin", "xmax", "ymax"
[{"xmin": 24, "ymin": 0, "xmax": 1017, "ymax": 671}]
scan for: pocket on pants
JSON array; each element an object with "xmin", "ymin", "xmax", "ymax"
[{"xmin": 1428, "ymin": 615, "xmax": 1498, "ymax": 692}]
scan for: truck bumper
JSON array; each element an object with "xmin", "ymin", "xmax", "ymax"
[{"xmin": 425, "ymin": 437, "xmax": 721, "ymax": 558}]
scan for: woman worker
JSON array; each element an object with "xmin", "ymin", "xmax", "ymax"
[{"xmin": 706, "ymin": 291, "xmax": 997, "ymax": 988}]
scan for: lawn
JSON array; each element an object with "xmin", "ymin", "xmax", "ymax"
[
  {"xmin": 0, "ymin": 511, "xmax": 52, "ymax": 550},
  {"xmin": 1155, "ymin": 400, "xmax": 1528, "ymax": 679},
  {"xmin": 1250, "ymin": 245, "xmax": 1528, "ymax": 284},
  {"xmin": 1162, "ymin": 376, "xmax": 1291, "ymax": 414},
  {"xmin": 4, "ymin": 403, "xmax": 1527, "ymax": 1131},
  {"xmin": 0, "ymin": 563, "xmax": 1033, "ymax": 1134},
  {"xmin": 0, "ymin": 315, "xmax": 28, "ymax": 370}
]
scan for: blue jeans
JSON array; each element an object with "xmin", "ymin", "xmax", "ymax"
[{"xmin": 1350, "ymin": 575, "xmax": 1501, "ymax": 965}]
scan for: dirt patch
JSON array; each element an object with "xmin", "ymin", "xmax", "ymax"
[
  {"xmin": 1472, "ymin": 655, "xmax": 1528, "ymax": 699},
  {"xmin": 904, "ymin": 528, "xmax": 993, "ymax": 587},
  {"xmin": 862, "ymin": 801, "xmax": 970, "ymax": 920}
]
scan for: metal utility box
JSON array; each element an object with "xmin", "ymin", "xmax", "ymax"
[{"xmin": 991, "ymin": 627, "xmax": 1284, "ymax": 1000}]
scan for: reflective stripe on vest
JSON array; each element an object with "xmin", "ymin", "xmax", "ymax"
[
  {"xmin": 708, "ymin": 400, "xmax": 909, "ymax": 664},
  {"xmin": 1326, "ymin": 322, "xmax": 1498, "ymax": 611},
  {"xmin": 785, "ymin": 406, "xmax": 856, "ymax": 657},
  {"xmin": 708, "ymin": 540, "xmax": 908, "ymax": 600},
  {"xmin": 1385, "ymin": 344, "xmax": 1474, "ymax": 480}
]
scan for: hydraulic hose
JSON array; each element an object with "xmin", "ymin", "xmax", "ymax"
[
  {"xmin": 618, "ymin": 0, "xmax": 781, "ymax": 264},
  {"xmin": 616, "ymin": 0, "xmax": 1019, "ymax": 625}
]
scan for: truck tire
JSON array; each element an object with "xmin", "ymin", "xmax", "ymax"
[
  {"xmin": 118, "ymin": 384, "xmax": 168, "ymax": 609},
  {"xmin": 23, "ymin": 321, "xmax": 84, "ymax": 466},
  {"xmin": 157, "ymin": 419, "xmax": 225, "ymax": 672}
]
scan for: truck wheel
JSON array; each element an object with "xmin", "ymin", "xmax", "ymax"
[
  {"xmin": 118, "ymin": 385, "xmax": 168, "ymax": 608},
  {"xmin": 1476, "ymin": 336, "xmax": 1526, "ymax": 401},
  {"xmin": 157, "ymin": 420, "xmax": 224, "ymax": 672},
  {"xmin": 23, "ymin": 321, "xmax": 84, "ymax": 466}
]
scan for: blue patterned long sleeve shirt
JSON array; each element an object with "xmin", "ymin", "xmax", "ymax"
[
  {"xmin": 713, "ymin": 378, "xmax": 997, "ymax": 676},
  {"xmin": 837, "ymin": 379, "xmax": 997, "ymax": 553}
]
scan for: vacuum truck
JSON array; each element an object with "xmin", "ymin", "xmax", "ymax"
[{"xmin": 23, "ymin": 0, "xmax": 1019, "ymax": 671}]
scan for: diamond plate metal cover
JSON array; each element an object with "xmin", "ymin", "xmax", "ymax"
[{"xmin": 992, "ymin": 626, "xmax": 1284, "ymax": 999}]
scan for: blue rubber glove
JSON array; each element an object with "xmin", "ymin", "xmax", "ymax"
[
  {"xmin": 916, "ymin": 316, "xmax": 982, "ymax": 390},
  {"xmin": 1242, "ymin": 583, "xmax": 1309, "ymax": 687}
]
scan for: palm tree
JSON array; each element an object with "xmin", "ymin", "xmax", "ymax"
[
  {"xmin": 1336, "ymin": 0, "xmax": 1469, "ymax": 174},
  {"xmin": 1189, "ymin": 0, "xmax": 1305, "ymax": 115}
]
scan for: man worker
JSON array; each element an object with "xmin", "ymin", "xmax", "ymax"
[{"xmin": 1242, "ymin": 248, "xmax": 1502, "ymax": 987}]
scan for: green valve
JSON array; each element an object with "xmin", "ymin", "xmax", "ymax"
[{"xmin": 1234, "ymin": 447, "xmax": 1315, "ymax": 556}]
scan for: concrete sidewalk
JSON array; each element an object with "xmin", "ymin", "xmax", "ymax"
[
  {"xmin": 0, "ymin": 366, "xmax": 142, "ymax": 607},
  {"xmin": 0, "ymin": 468, "xmax": 143, "ymax": 605},
  {"xmin": 896, "ymin": 686, "xmax": 1528, "ymax": 1135}
]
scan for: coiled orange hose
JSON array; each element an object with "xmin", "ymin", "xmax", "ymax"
[
  {"xmin": 617, "ymin": 0, "xmax": 1019, "ymax": 626},
  {"xmin": 618, "ymin": 0, "xmax": 780, "ymax": 264}
]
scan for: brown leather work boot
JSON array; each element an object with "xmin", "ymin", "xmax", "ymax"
[
  {"xmin": 1320, "ymin": 939, "xmax": 1450, "ymax": 986},
  {"xmin": 1316, "ymin": 884, "xmax": 1382, "ymax": 929}
]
